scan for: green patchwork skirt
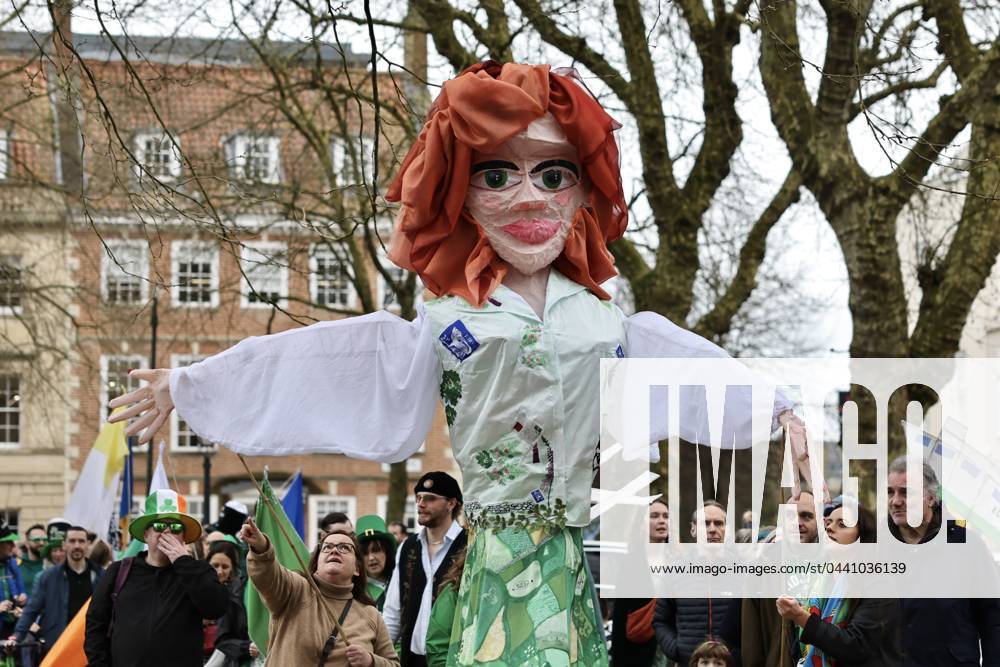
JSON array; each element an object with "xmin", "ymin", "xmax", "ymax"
[{"xmin": 446, "ymin": 525, "xmax": 608, "ymax": 666}]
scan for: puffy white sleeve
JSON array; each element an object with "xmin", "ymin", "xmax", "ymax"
[
  {"xmin": 169, "ymin": 310, "xmax": 441, "ymax": 462},
  {"xmin": 625, "ymin": 311, "xmax": 793, "ymax": 451}
]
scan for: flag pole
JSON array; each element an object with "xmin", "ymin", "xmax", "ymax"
[{"xmin": 237, "ymin": 454, "xmax": 350, "ymax": 646}]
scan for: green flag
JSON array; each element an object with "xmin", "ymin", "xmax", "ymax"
[{"xmin": 245, "ymin": 477, "xmax": 310, "ymax": 655}]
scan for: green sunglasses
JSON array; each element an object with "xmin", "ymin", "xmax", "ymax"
[{"xmin": 151, "ymin": 521, "xmax": 184, "ymax": 535}]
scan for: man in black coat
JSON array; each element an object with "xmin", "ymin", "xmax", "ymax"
[
  {"xmin": 653, "ymin": 501, "xmax": 739, "ymax": 664},
  {"xmin": 84, "ymin": 490, "xmax": 228, "ymax": 666},
  {"xmin": 11, "ymin": 526, "xmax": 102, "ymax": 652},
  {"xmin": 888, "ymin": 458, "xmax": 1000, "ymax": 666}
]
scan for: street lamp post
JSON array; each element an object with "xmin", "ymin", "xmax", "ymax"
[{"xmin": 146, "ymin": 291, "xmax": 158, "ymax": 495}]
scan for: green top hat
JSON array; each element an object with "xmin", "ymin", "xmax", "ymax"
[
  {"xmin": 0, "ymin": 530, "xmax": 17, "ymax": 543},
  {"xmin": 129, "ymin": 489, "xmax": 203, "ymax": 544},
  {"xmin": 355, "ymin": 515, "xmax": 396, "ymax": 556}
]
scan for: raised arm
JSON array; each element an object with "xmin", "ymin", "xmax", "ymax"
[
  {"xmin": 625, "ymin": 311, "xmax": 822, "ymax": 500},
  {"xmin": 110, "ymin": 310, "xmax": 440, "ymax": 462}
]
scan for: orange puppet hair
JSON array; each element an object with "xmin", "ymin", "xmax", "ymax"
[{"xmin": 386, "ymin": 61, "xmax": 627, "ymax": 306}]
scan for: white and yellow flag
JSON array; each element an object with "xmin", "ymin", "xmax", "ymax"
[{"xmin": 63, "ymin": 410, "xmax": 128, "ymax": 537}]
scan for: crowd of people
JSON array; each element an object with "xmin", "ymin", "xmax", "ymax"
[
  {"xmin": 0, "ymin": 457, "xmax": 997, "ymax": 666},
  {"xmin": 612, "ymin": 457, "xmax": 1000, "ymax": 666}
]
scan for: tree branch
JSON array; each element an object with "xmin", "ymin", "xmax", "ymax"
[
  {"xmin": 409, "ymin": 0, "xmax": 479, "ymax": 72},
  {"xmin": 923, "ymin": 0, "xmax": 978, "ymax": 81},
  {"xmin": 910, "ymin": 121, "xmax": 1000, "ymax": 358},
  {"xmin": 848, "ymin": 61, "xmax": 947, "ymax": 120},
  {"xmin": 758, "ymin": 0, "xmax": 818, "ymax": 174},
  {"xmin": 693, "ymin": 169, "xmax": 803, "ymax": 340},
  {"xmin": 608, "ymin": 235, "xmax": 651, "ymax": 287},
  {"xmin": 881, "ymin": 37, "xmax": 1000, "ymax": 201},
  {"xmin": 509, "ymin": 0, "xmax": 632, "ymax": 105},
  {"xmin": 676, "ymin": 0, "xmax": 742, "ymax": 219}
]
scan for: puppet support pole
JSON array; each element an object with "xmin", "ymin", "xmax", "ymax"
[{"xmin": 237, "ymin": 454, "xmax": 350, "ymax": 646}]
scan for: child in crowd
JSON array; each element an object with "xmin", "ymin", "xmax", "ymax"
[{"xmin": 689, "ymin": 639, "xmax": 734, "ymax": 667}]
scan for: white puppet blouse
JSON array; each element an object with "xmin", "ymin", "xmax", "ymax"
[{"xmin": 170, "ymin": 270, "xmax": 788, "ymax": 530}]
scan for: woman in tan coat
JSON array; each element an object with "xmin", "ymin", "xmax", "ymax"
[{"xmin": 239, "ymin": 518, "xmax": 399, "ymax": 667}]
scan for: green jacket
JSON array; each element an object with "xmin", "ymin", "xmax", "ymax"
[{"xmin": 425, "ymin": 583, "xmax": 457, "ymax": 667}]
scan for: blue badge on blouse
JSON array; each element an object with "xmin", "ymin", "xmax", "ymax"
[
  {"xmin": 440, "ymin": 320, "xmax": 479, "ymax": 362},
  {"xmin": 615, "ymin": 344, "xmax": 625, "ymax": 358},
  {"xmin": 531, "ymin": 489, "xmax": 545, "ymax": 503}
]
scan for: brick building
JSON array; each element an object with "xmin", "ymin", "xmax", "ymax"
[{"xmin": 0, "ymin": 27, "xmax": 454, "ymax": 546}]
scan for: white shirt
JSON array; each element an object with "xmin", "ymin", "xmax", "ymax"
[
  {"xmin": 381, "ymin": 519, "xmax": 464, "ymax": 656},
  {"xmin": 170, "ymin": 271, "xmax": 789, "ymax": 530}
]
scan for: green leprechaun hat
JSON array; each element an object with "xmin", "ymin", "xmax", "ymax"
[
  {"xmin": 355, "ymin": 515, "xmax": 397, "ymax": 557},
  {"xmin": 129, "ymin": 489, "xmax": 203, "ymax": 544}
]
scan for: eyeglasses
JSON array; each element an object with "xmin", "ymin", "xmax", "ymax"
[
  {"xmin": 151, "ymin": 521, "xmax": 184, "ymax": 535},
  {"xmin": 319, "ymin": 542, "xmax": 354, "ymax": 555}
]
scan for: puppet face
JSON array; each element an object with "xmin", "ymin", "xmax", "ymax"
[{"xmin": 465, "ymin": 113, "xmax": 588, "ymax": 275}]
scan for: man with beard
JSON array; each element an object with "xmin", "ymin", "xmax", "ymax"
[
  {"xmin": 383, "ymin": 472, "xmax": 466, "ymax": 667},
  {"xmin": 18, "ymin": 525, "xmax": 46, "ymax": 595},
  {"xmin": 10, "ymin": 526, "xmax": 103, "ymax": 654}
]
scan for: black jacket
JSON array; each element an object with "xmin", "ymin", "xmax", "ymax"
[
  {"xmin": 653, "ymin": 597, "xmax": 738, "ymax": 664},
  {"xmin": 214, "ymin": 577, "xmax": 252, "ymax": 667},
  {"xmin": 901, "ymin": 598, "xmax": 1000, "ymax": 666},
  {"xmin": 84, "ymin": 553, "xmax": 228, "ymax": 666},
  {"xmin": 798, "ymin": 598, "xmax": 902, "ymax": 667},
  {"xmin": 890, "ymin": 514, "xmax": 1000, "ymax": 666}
]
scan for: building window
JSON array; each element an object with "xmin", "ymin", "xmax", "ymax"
[
  {"xmin": 378, "ymin": 257, "xmax": 423, "ymax": 313},
  {"xmin": 376, "ymin": 496, "xmax": 418, "ymax": 531},
  {"xmin": 307, "ymin": 495, "xmax": 357, "ymax": 549},
  {"xmin": 240, "ymin": 242, "xmax": 288, "ymax": 308},
  {"xmin": 185, "ymin": 494, "xmax": 219, "ymax": 524},
  {"xmin": 134, "ymin": 131, "xmax": 181, "ymax": 182},
  {"xmin": 310, "ymin": 246, "xmax": 354, "ymax": 309},
  {"xmin": 0, "ymin": 130, "xmax": 9, "ymax": 180},
  {"xmin": 0, "ymin": 255, "xmax": 22, "ymax": 315},
  {"xmin": 100, "ymin": 355, "xmax": 147, "ymax": 424},
  {"xmin": 0, "ymin": 375, "xmax": 20, "ymax": 446},
  {"xmin": 225, "ymin": 134, "xmax": 281, "ymax": 184},
  {"xmin": 0, "ymin": 509, "xmax": 17, "ymax": 534},
  {"xmin": 102, "ymin": 241, "xmax": 148, "ymax": 305},
  {"xmin": 170, "ymin": 355, "xmax": 214, "ymax": 451},
  {"xmin": 330, "ymin": 133, "xmax": 373, "ymax": 186},
  {"xmin": 381, "ymin": 441, "xmax": 425, "ymax": 474},
  {"xmin": 171, "ymin": 241, "xmax": 218, "ymax": 307}
]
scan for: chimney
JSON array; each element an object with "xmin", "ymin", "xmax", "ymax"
[
  {"xmin": 48, "ymin": 0, "xmax": 84, "ymax": 196},
  {"xmin": 403, "ymin": 3, "xmax": 430, "ymax": 119}
]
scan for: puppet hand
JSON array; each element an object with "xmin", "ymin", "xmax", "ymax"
[
  {"xmin": 108, "ymin": 368, "xmax": 174, "ymax": 444},
  {"xmin": 778, "ymin": 411, "xmax": 829, "ymax": 503}
]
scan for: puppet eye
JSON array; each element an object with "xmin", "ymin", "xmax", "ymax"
[
  {"xmin": 530, "ymin": 167, "xmax": 578, "ymax": 192},
  {"xmin": 470, "ymin": 169, "xmax": 522, "ymax": 191}
]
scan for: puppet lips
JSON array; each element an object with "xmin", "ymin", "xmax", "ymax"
[{"xmin": 501, "ymin": 218, "xmax": 561, "ymax": 244}]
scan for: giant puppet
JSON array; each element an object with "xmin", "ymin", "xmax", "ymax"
[{"xmin": 111, "ymin": 62, "xmax": 811, "ymax": 666}]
